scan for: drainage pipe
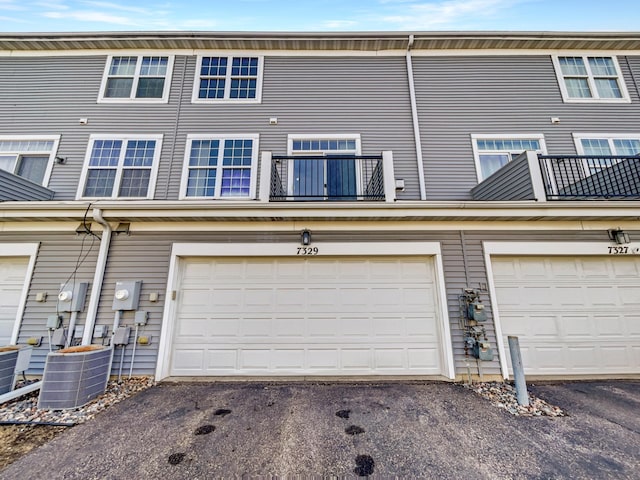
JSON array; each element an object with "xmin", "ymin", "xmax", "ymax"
[
  {"xmin": 406, "ymin": 34, "xmax": 427, "ymax": 200},
  {"xmin": 81, "ymin": 208, "xmax": 112, "ymax": 346}
]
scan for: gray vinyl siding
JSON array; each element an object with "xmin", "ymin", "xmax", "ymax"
[
  {"xmin": 0, "ymin": 54, "xmax": 420, "ymax": 201},
  {"xmin": 162, "ymin": 55, "xmax": 418, "ymax": 200},
  {"xmin": 0, "ymin": 170, "xmax": 54, "ymax": 200},
  {"xmin": 413, "ymin": 55, "xmax": 640, "ymax": 200},
  {"xmin": 470, "ymin": 154, "xmax": 536, "ymax": 201},
  {"xmin": 7, "ymin": 228, "xmax": 635, "ymax": 377},
  {"xmin": 0, "ymin": 233, "xmax": 100, "ymax": 374}
]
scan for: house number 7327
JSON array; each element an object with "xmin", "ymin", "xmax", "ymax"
[
  {"xmin": 297, "ymin": 247, "xmax": 319, "ymax": 255},
  {"xmin": 608, "ymin": 246, "xmax": 629, "ymax": 254}
]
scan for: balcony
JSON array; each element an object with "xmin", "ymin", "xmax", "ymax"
[
  {"xmin": 538, "ymin": 155, "xmax": 640, "ymax": 200},
  {"xmin": 471, "ymin": 151, "xmax": 640, "ymax": 201},
  {"xmin": 259, "ymin": 151, "xmax": 397, "ymax": 202}
]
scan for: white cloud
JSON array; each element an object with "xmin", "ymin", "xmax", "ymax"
[
  {"xmin": 379, "ymin": 0, "xmax": 520, "ymax": 29},
  {"xmin": 43, "ymin": 10, "xmax": 138, "ymax": 25},
  {"xmin": 0, "ymin": 0, "xmax": 25, "ymax": 11},
  {"xmin": 79, "ymin": 1, "xmax": 150, "ymax": 14},
  {"xmin": 322, "ymin": 20, "xmax": 359, "ymax": 29}
]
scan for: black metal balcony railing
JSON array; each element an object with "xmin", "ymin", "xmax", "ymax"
[
  {"xmin": 269, "ymin": 155, "xmax": 385, "ymax": 201},
  {"xmin": 538, "ymin": 155, "xmax": 640, "ymax": 200}
]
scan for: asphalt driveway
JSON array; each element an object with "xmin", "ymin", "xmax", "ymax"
[{"xmin": 2, "ymin": 380, "xmax": 639, "ymax": 479}]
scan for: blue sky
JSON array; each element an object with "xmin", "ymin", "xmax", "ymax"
[{"xmin": 1, "ymin": 0, "xmax": 639, "ymax": 32}]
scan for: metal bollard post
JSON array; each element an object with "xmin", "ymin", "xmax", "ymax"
[{"xmin": 508, "ymin": 336, "xmax": 530, "ymax": 406}]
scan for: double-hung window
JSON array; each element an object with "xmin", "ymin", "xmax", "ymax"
[
  {"xmin": 0, "ymin": 136, "xmax": 59, "ymax": 186},
  {"xmin": 78, "ymin": 135, "xmax": 162, "ymax": 199},
  {"xmin": 472, "ymin": 135, "xmax": 546, "ymax": 181},
  {"xmin": 193, "ymin": 56, "xmax": 263, "ymax": 103},
  {"xmin": 99, "ymin": 55, "xmax": 174, "ymax": 102},
  {"xmin": 574, "ymin": 133, "xmax": 640, "ymax": 174},
  {"xmin": 553, "ymin": 55, "xmax": 630, "ymax": 103},
  {"xmin": 180, "ymin": 135, "xmax": 259, "ymax": 199}
]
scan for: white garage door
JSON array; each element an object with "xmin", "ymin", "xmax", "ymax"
[
  {"xmin": 170, "ymin": 256, "xmax": 442, "ymax": 376},
  {"xmin": 0, "ymin": 257, "xmax": 29, "ymax": 345},
  {"xmin": 492, "ymin": 256, "xmax": 640, "ymax": 375}
]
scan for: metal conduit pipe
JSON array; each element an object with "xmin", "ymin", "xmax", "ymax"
[{"xmin": 81, "ymin": 208, "xmax": 112, "ymax": 346}]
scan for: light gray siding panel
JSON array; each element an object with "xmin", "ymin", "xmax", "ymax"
[
  {"xmin": 0, "ymin": 55, "xmax": 184, "ymax": 200},
  {"xmin": 413, "ymin": 55, "xmax": 640, "ymax": 200},
  {"xmin": 0, "ymin": 233, "xmax": 100, "ymax": 373},
  {"xmin": 164, "ymin": 56, "xmax": 419, "ymax": 200},
  {"xmin": 0, "ymin": 170, "xmax": 54, "ymax": 200},
  {"xmin": 471, "ymin": 154, "xmax": 535, "ymax": 201}
]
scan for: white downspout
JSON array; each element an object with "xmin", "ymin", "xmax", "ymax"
[
  {"xmin": 406, "ymin": 34, "xmax": 427, "ymax": 200},
  {"xmin": 81, "ymin": 208, "xmax": 112, "ymax": 345}
]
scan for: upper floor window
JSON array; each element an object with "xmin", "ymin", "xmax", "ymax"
[
  {"xmin": 77, "ymin": 135, "xmax": 162, "ymax": 199},
  {"xmin": 98, "ymin": 55, "xmax": 174, "ymax": 103},
  {"xmin": 574, "ymin": 133, "xmax": 640, "ymax": 174},
  {"xmin": 192, "ymin": 56, "xmax": 263, "ymax": 103},
  {"xmin": 0, "ymin": 136, "xmax": 59, "ymax": 186},
  {"xmin": 180, "ymin": 135, "xmax": 259, "ymax": 199},
  {"xmin": 552, "ymin": 55, "xmax": 630, "ymax": 103},
  {"xmin": 472, "ymin": 135, "xmax": 546, "ymax": 181}
]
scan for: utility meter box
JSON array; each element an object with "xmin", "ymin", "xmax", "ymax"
[
  {"xmin": 112, "ymin": 326, "xmax": 131, "ymax": 346},
  {"xmin": 473, "ymin": 341, "xmax": 494, "ymax": 361},
  {"xmin": 467, "ymin": 301, "xmax": 488, "ymax": 322},
  {"xmin": 112, "ymin": 280, "xmax": 142, "ymax": 311},
  {"xmin": 58, "ymin": 282, "xmax": 89, "ymax": 313}
]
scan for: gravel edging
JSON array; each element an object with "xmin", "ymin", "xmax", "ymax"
[
  {"xmin": 0, "ymin": 377, "xmax": 155, "ymax": 426},
  {"xmin": 462, "ymin": 381, "xmax": 567, "ymax": 417}
]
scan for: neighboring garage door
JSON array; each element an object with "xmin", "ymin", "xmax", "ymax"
[
  {"xmin": 170, "ymin": 256, "xmax": 442, "ymax": 376},
  {"xmin": 0, "ymin": 257, "xmax": 29, "ymax": 345},
  {"xmin": 492, "ymin": 256, "xmax": 640, "ymax": 375}
]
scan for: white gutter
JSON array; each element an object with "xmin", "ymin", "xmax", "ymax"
[
  {"xmin": 406, "ymin": 34, "xmax": 427, "ymax": 200},
  {"xmin": 81, "ymin": 208, "xmax": 112, "ymax": 345}
]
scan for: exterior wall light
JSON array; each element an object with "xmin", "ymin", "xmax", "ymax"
[
  {"xmin": 301, "ymin": 229, "xmax": 311, "ymax": 246},
  {"xmin": 608, "ymin": 228, "xmax": 630, "ymax": 245}
]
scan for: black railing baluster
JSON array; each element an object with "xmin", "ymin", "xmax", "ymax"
[
  {"xmin": 538, "ymin": 155, "xmax": 640, "ymax": 200},
  {"xmin": 269, "ymin": 155, "xmax": 385, "ymax": 201}
]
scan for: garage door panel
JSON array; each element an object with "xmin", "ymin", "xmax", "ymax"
[
  {"xmin": 494, "ymin": 256, "xmax": 640, "ymax": 376},
  {"xmin": 170, "ymin": 256, "xmax": 442, "ymax": 376}
]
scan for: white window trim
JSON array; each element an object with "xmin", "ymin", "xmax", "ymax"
[
  {"xmin": 76, "ymin": 134, "xmax": 163, "ymax": 200},
  {"xmin": 97, "ymin": 54, "xmax": 174, "ymax": 103},
  {"xmin": 191, "ymin": 55, "xmax": 263, "ymax": 104},
  {"xmin": 483, "ymin": 241, "xmax": 640, "ymax": 380},
  {"xmin": 0, "ymin": 135, "xmax": 60, "ymax": 187},
  {"xmin": 0, "ymin": 243, "xmax": 40, "ymax": 345},
  {"xmin": 471, "ymin": 133, "xmax": 547, "ymax": 182},
  {"xmin": 573, "ymin": 132, "xmax": 640, "ymax": 155},
  {"xmin": 179, "ymin": 134, "xmax": 260, "ymax": 200},
  {"xmin": 155, "ymin": 241, "xmax": 455, "ymax": 381},
  {"xmin": 552, "ymin": 55, "xmax": 631, "ymax": 104}
]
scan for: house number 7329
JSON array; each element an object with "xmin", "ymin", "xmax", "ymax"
[{"xmin": 297, "ymin": 247, "xmax": 319, "ymax": 255}]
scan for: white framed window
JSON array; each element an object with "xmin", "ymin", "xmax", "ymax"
[
  {"xmin": 471, "ymin": 134, "xmax": 547, "ymax": 182},
  {"xmin": 287, "ymin": 134, "xmax": 362, "ymax": 199},
  {"xmin": 77, "ymin": 135, "xmax": 162, "ymax": 199},
  {"xmin": 552, "ymin": 55, "xmax": 630, "ymax": 103},
  {"xmin": 192, "ymin": 56, "xmax": 263, "ymax": 103},
  {"xmin": 0, "ymin": 135, "xmax": 60, "ymax": 186},
  {"xmin": 98, "ymin": 55, "xmax": 174, "ymax": 103},
  {"xmin": 180, "ymin": 134, "xmax": 259, "ymax": 199},
  {"xmin": 573, "ymin": 133, "xmax": 640, "ymax": 174}
]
